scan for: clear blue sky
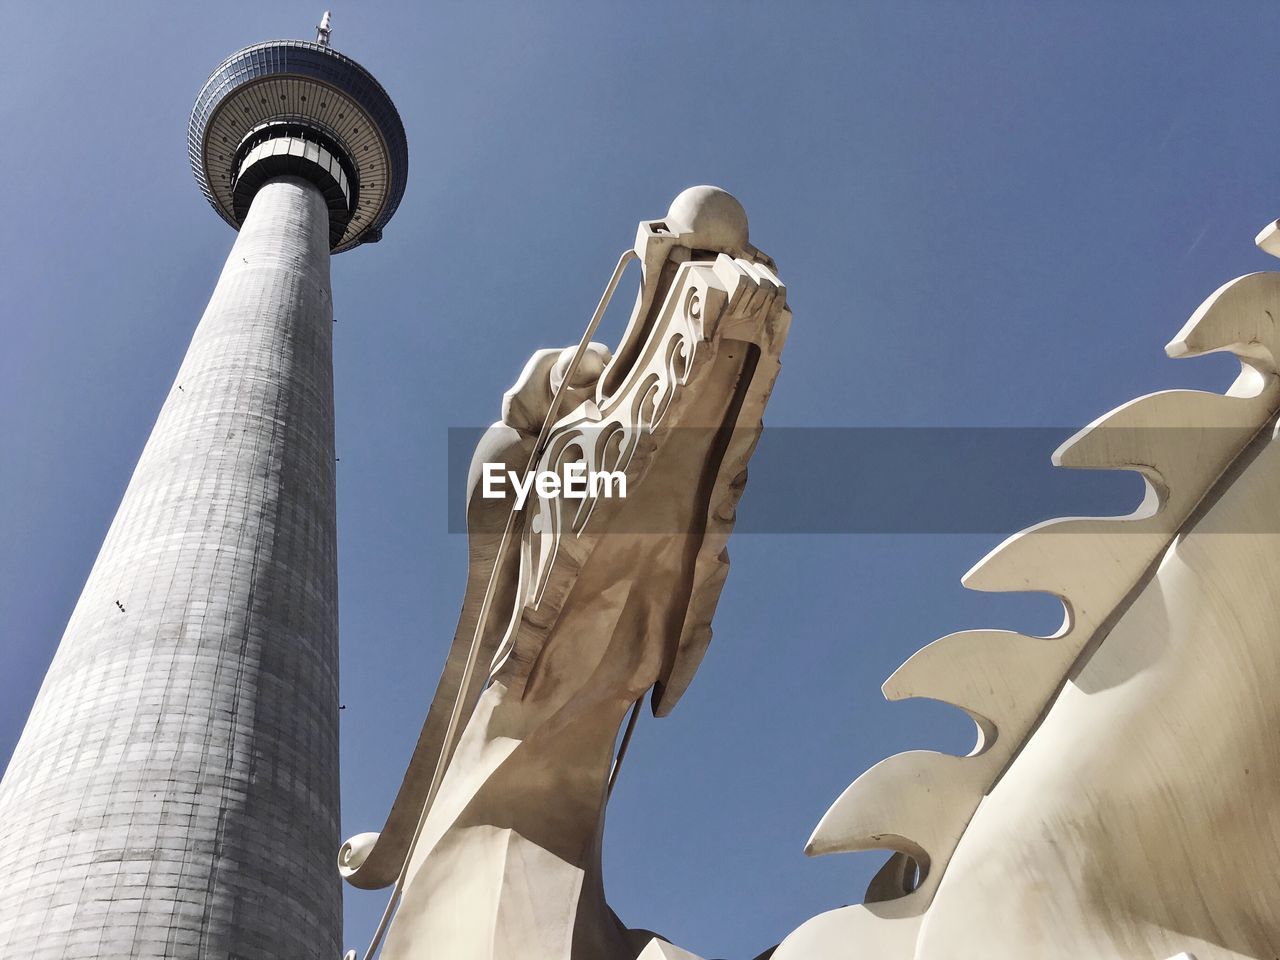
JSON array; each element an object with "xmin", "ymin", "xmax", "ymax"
[{"xmin": 1, "ymin": 2, "xmax": 1273, "ymax": 956}]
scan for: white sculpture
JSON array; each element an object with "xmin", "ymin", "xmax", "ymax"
[
  {"xmin": 342, "ymin": 186, "xmax": 789, "ymax": 960},
  {"xmin": 343, "ymin": 192, "xmax": 1280, "ymax": 960},
  {"xmin": 775, "ymin": 222, "xmax": 1280, "ymax": 960}
]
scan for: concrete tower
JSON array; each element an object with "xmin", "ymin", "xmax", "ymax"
[{"xmin": 0, "ymin": 21, "xmax": 407, "ymax": 959}]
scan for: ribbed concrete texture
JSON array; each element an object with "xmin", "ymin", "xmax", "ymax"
[{"xmin": 0, "ymin": 176, "xmax": 342, "ymax": 958}]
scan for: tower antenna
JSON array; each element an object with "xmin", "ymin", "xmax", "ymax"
[{"xmin": 316, "ymin": 10, "xmax": 332, "ymax": 46}]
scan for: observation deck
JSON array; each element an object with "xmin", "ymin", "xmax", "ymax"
[{"xmin": 189, "ymin": 37, "xmax": 408, "ymax": 253}]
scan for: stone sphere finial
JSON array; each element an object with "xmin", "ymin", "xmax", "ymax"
[{"xmin": 666, "ymin": 185, "xmax": 749, "ymax": 253}]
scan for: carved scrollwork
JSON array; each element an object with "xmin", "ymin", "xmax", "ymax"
[
  {"xmin": 337, "ymin": 831, "xmax": 381, "ymax": 879},
  {"xmin": 519, "ymin": 265, "xmax": 714, "ymax": 610}
]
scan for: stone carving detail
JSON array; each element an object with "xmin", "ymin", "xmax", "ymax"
[
  {"xmin": 498, "ymin": 252, "xmax": 785, "ymax": 688},
  {"xmin": 341, "ymin": 186, "xmax": 789, "ymax": 960},
  {"xmin": 519, "ymin": 265, "xmax": 710, "ymax": 613}
]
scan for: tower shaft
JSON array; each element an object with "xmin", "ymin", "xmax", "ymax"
[{"xmin": 0, "ymin": 176, "xmax": 342, "ymax": 958}]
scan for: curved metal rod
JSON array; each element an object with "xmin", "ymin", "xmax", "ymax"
[{"xmin": 358, "ymin": 248, "xmax": 639, "ymax": 960}]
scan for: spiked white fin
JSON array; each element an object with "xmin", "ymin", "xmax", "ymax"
[
  {"xmin": 882, "ymin": 629, "xmax": 1069, "ymax": 750},
  {"xmin": 1166, "ymin": 271, "xmax": 1280, "ymax": 371},
  {"xmin": 805, "ymin": 751, "xmax": 984, "ymax": 865},
  {"xmin": 802, "ymin": 268, "xmax": 1280, "ymax": 918}
]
